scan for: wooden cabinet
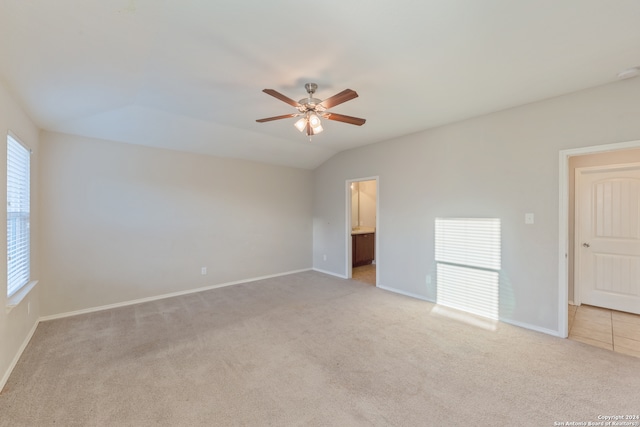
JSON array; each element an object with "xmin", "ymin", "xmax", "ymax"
[{"xmin": 352, "ymin": 232, "xmax": 375, "ymax": 267}]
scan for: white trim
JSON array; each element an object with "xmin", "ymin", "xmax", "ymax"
[
  {"xmin": 7, "ymin": 130, "xmax": 31, "ymax": 152},
  {"xmin": 379, "ymin": 284, "xmax": 561, "ymax": 337},
  {"xmin": 500, "ymin": 317, "xmax": 562, "ymax": 338},
  {"xmin": 6, "ymin": 280, "xmax": 38, "ymax": 313},
  {"xmin": 345, "ymin": 179, "xmax": 352, "ymax": 279},
  {"xmin": 558, "ymin": 149, "xmax": 570, "ymax": 338},
  {"xmin": 559, "ymin": 139, "xmax": 640, "ymax": 340},
  {"xmin": 575, "ymin": 162, "xmax": 640, "ymax": 173},
  {"xmin": 377, "ymin": 284, "xmax": 433, "ymax": 302},
  {"xmin": 39, "ymin": 268, "xmax": 312, "ymax": 322},
  {"xmin": 375, "ymin": 178, "xmax": 380, "ymax": 287},
  {"xmin": 574, "ymin": 166, "xmax": 583, "ymax": 307},
  {"xmin": 312, "ymin": 268, "xmax": 348, "ymax": 279},
  {"xmin": 0, "ymin": 318, "xmax": 39, "ymax": 392}
]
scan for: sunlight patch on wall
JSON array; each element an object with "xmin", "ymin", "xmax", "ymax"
[{"xmin": 435, "ymin": 218, "xmax": 501, "ymax": 320}]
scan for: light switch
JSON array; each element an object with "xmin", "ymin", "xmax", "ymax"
[{"xmin": 525, "ymin": 213, "xmax": 534, "ymax": 224}]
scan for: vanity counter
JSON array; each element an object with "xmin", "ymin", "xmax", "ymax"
[{"xmin": 351, "ymin": 227, "xmax": 375, "ymax": 235}]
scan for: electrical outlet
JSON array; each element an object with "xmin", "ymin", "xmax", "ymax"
[
  {"xmin": 201, "ymin": 267, "xmax": 207, "ymax": 275},
  {"xmin": 27, "ymin": 302, "xmax": 30, "ymax": 315},
  {"xmin": 323, "ymin": 254, "xmax": 327, "ymax": 261}
]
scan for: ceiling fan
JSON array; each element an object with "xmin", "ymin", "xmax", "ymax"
[{"xmin": 256, "ymin": 83, "xmax": 366, "ymax": 138}]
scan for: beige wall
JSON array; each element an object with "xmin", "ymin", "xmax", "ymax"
[
  {"xmin": 350, "ymin": 180, "xmax": 377, "ymax": 229},
  {"xmin": 313, "ymin": 76, "xmax": 640, "ymax": 334},
  {"xmin": 568, "ymin": 148, "xmax": 640, "ymax": 302},
  {"xmin": 0, "ymin": 80, "xmax": 41, "ymax": 389},
  {"xmin": 350, "ymin": 183, "xmax": 358, "ymax": 227},
  {"xmin": 359, "ymin": 180, "xmax": 377, "ymax": 229},
  {"xmin": 39, "ymin": 132, "xmax": 313, "ymax": 316}
]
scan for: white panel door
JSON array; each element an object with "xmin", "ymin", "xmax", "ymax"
[{"xmin": 576, "ymin": 165, "xmax": 640, "ymax": 314}]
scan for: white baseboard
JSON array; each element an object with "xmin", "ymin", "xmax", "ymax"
[
  {"xmin": 312, "ymin": 268, "xmax": 348, "ymax": 279},
  {"xmin": 376, "ymin": 284, "xmax": 433, "ymax": 302},
  {"xmin": 1, "ymin": 319, "xmax": 39, "ymax": 392},
  {"xmin": 40, "ymin": 268, "xmax": 312, "ymax": 322},
  {"xmin": 499, "ymin": 317, "xmax": 561, "ymax": 337},
  {"xmin": 377, "ymin": 285, "xmax": 561, "ymax": 338}
]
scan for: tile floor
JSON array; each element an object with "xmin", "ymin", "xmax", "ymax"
[
  {"xmin": 352, "ymin": 264, "xmax": 376, "ymax": 286},
  {"xmin": 568, "ymin": 304, "xmax": 640, "ymax": 358}
]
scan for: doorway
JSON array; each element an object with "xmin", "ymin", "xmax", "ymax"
[
  {"xmin": 347, "ymin": 177, "xmax": 379, "ymax": 286},
  {"xmin": 559, "ymin": 140, "xmax": 640, "ymax": 338}
]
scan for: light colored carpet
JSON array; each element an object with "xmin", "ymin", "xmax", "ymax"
[{"xmin": 1, "ymin": 271, "xmax": 639, "ymax": 426}]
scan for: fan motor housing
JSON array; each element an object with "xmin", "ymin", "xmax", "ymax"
[{"xmin": 298, "ymin": 97, "xmax": 323, "ymax": 110}]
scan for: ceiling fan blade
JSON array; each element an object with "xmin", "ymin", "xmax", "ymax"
[
  {"xmin": 262, "ymin": 89, "xmax": 301, "ymax": 107},
  {"xmin": 323, "ymin": 113, "xmax": 366, "ymax": 126},
  {"xmin": 256, "ymin": 113, "xmax": 298, "ymax": 123},
  {"xmin": 319, "ymin": 89, "xmax": 358, "ymax": 109}
]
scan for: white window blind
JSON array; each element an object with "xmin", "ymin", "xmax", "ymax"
[
  {"xmin": 435, "ymin": 217, "xmax": 501, "ymax": 270},
  {"xmin": 7, "ymin": 134, "xmax": 30, "ymax": 297},
  {"xmin": 435, "ymin": 218, "xmax": 501, "ymax": 320}
]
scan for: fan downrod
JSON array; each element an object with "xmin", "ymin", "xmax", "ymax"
[{"xmin": 299, "ymin": 83, "xmax": 322, "ymax": 109}]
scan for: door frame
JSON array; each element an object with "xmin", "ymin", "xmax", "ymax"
[
  {"xmin": 559, "ymin": 139, "xmax": 640, "ymax": 338},
  {"xmin": 346, "ymin": 176, "xmax": 379, "ymax": 285}
]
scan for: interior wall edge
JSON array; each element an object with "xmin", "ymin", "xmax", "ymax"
[
  {"xmin": 312, "ymin": 268, "xmax": 348, "ymax": 280},
  {"xmin": 376, "ymin": 285, "xmax": 433, "ymax": 303},
  {"xmin": 0, "ymin": 77, "xmax": 42, "ymax": 396},
  {"xmin": 499, "ymin": 317, "xmax": 561, "ymax": 338},
  {"xmin": 0, "ymin": 319, "xmax": 39, "ymax": 393}
]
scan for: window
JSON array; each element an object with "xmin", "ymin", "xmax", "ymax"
[
  {"xmin": 7, "ymin": 134, "xmax": 30, "ymax": 297},
  {"xmin": 435, "ymin": 218, "xmax": 501, "ymax": 320}
]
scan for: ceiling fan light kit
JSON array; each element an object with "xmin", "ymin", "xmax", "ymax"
[
  {"xmin": 294, "ymin": 112, "xmax": 323, "ymax": 134},
  {"xmin": 256, "ymin": 82, "xmax": 366, "ymax": 140}
]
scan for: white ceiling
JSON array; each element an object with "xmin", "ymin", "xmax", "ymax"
[{"xmin": 1, "ymin": 1, "xmax": 640, "ymax": 169}]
